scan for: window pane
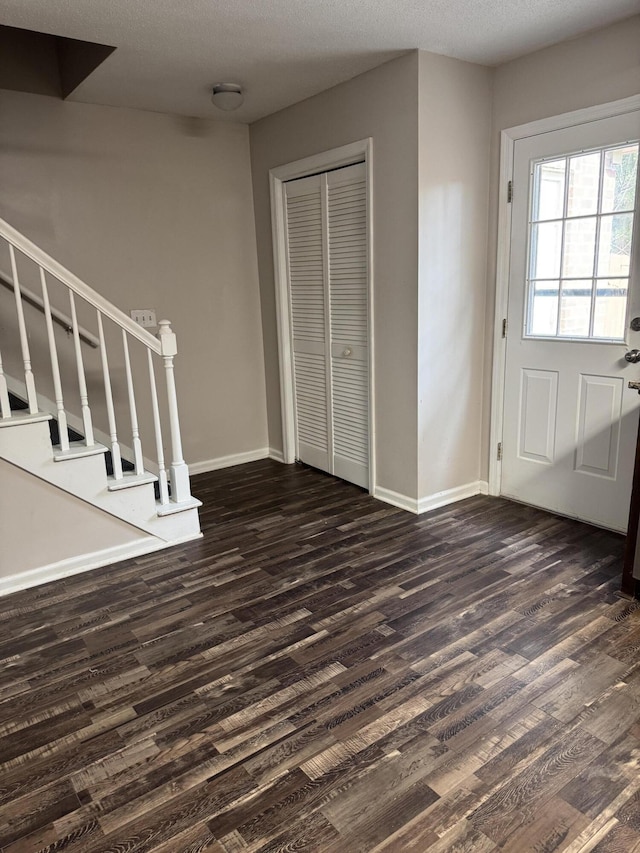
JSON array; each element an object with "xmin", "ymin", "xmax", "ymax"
[
  {"xmin": 533, "ymin": 159, "xmax": 566, "ymax": 221},
  {"xmin": 529, "ymin": 281, "xmax": 558, "ymax": 336},
  {"xmin": 530, "ymin": 221, "xmax": 562, "ymax": 279},
  {"xmin": 562, "ymin": 217, "xmax": 596, "ymax": 278},
  {"xmin": 567, "ymin": 152, "xmax": 601, "ymax": 217},
  {"xmin": 593, "ymin": 279, "xmax": 628, "ymax": 339},
  {"xmin": 602, "ymin": 145, "xmax": 638, "ymax": 213},
  {"xmin": 558, "ymin": 281, "xmax": 593, "ymax": 337},
  {"xmin": 597, "ymin": 212, "xmax": 634, "ymax": 276},
  {"xmin": 525, "ymin": 142, "xmax": 637, "ymax": 342}
]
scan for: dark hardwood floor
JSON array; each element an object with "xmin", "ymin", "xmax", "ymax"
[{"xmin": 1, "ymin": 459, "xmax": 640, "ymax": 852}]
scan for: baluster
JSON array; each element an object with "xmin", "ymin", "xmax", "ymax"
[
  {"xmin": 69, "ymin": 291, "xmax": 94, "ymax": 446},
  {"xmin": 97, "ymin": 313, "xmax": 123, "ymax": 479},
  {"xmin": 40, "ymin": 268, "xmax": 69, "ymax": 450},
  {"xmin": 8, "ymin": 244, "xmax": 38, "ymax": 413},
  {"xmin": 147, "ymin": 350, "xmax": 169, "ymax": 504},
  {"xmin": 0, "ymin": 347, "xmax": 11, "ymax": 418},
  {"xmin": 158, "ymin": 320, "xmax": 191, "ymax": 503},
  {"xmin": 122, "ymin": 330, "xmax": 144, "ymax": 475}
]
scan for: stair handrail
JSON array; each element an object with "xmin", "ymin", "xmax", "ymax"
[
  {"xmin": 0, "ymin": 270, "xmax": 99, "ymax": 348},
  {"xmin": 0, "ymin": 217, "xmax": 160, "ymax": 354},
  {"xmin": 0, "ymin": 216, "xmax": 194, "ymax": 507}
]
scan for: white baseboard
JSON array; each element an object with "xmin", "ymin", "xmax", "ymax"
[
  {"xmin": 374, "ymin": 480, "xmax": 489, "ymax": 515},
  {"xmin": 417, "ymin": 480, "xmax": 489, "ymax": 513},
  {"xmin": 189, "ymin": 447, "xmax": 289, "ymax": 475},
  {"xmin": 0, "ymin": 532, "xmax": 202, "ymax": 598},
  {"xmin": 373, "ymin": 486, "xmax": 419, "ymax": 513},
  {"xmin": 189, "ymin": 448, "xmax": 270, "ymax": 475}
]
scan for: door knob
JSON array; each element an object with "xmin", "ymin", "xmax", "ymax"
[
  {"xmin": 625, "ymin": 350, "xmax": 640, "ymax": 363},
  {"xmin": 342, "ymin": 347, "xmax": 352, "ymax": 357}
]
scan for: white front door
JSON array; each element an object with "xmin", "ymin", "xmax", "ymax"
[{"xmin": 501, "ymin": 111, "xmax": 640, "ymax": 531}]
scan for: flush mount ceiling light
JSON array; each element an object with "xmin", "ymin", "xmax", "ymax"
[{"xmin": 211, "ymin": 82, "xmax": 244, "ymax": 111}]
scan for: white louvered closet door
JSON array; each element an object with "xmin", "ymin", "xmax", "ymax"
[
  {"xmin": 285, "ymin": 174, "xmax": 331, "ymax": 474},
  {"xmin": 284, "ymin": 162, "xmax": 369, "ymax": 489},
  {"xmin": 327, "ymin": 163, "xmax": 369, "ymax": 488}
]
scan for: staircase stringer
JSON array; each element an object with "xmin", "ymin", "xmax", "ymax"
[{"xmin": 0, "ymin": 420, "xmax": 200, "ymax": 543}]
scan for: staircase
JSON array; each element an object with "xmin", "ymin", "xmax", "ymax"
[{"xmin": 0, "ymin": 217, "xmax": 202, "ymax": 594}]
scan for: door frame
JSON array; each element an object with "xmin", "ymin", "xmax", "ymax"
[
  {"xmin": 489, "ymin": 95, "xmax": 640, "ymax": 497},
  {"xmin": 269, "ymin": 138, "xmax": 375, "ymax": 492}
]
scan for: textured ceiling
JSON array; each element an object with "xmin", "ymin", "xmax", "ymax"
[{"xmin": 1, "ymin": 0, "xmax": 638, "ymax": 123}]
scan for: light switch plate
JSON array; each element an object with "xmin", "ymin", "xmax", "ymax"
[{"xmin": 130, "ymin": 309, "xmax": 157, "ymax": 328}]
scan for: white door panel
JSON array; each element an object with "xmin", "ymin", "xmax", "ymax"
[
  {"xmin": 575, "ymin": 374, "xmax": 623, "ymax": 478},
  {"xmin": 327, "ymin": 163, "xmax": 369, "ymax": 489},
  {"xmin": 517, "ymin": 368, "xmax": 558, "ymax": 464},
  {"xmin": 284, "ymin": 162, "xmax": 369, "ymax": 489},
  {"xmin": 286, "ymin": 174, "xmax": 331, "ymax": 474},
  {"xmin": 502, "ymin": 110, "xmax": 640, "ymax": 531}
]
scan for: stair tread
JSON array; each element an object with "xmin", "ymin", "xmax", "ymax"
[
  {"xmin": 108, "ymin": 472, "xmax": 158, "ymax": 491},
  {"xmin": 53, "ymin": 441, "xmax": 109, "ymax": 462},
  {"xmin": 156, "ymin": 496, "xmax": 203, "ymax": 516},
  {"xmin": 0, "ymin": 411, "xmax": 52, "ymax": 428}
]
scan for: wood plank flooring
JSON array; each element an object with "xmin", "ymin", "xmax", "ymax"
[{"xmin": 1, "ymin": 459, "xmax": 639, "ymax": 852}]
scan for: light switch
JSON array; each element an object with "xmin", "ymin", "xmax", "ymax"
[{"xmin": 130, "ymin": 309, "xmax": 157, "ymax": 328}]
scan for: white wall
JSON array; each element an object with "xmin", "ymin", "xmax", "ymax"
[
  {"xmin": 482, "ymin": 15, "xmax": 640, "ymax": 477},
  {"xmin": 0, "ymin": 90, "xmax": 268, "ymax": 469},
  {"xmin": 417, "ymin": 51, "xmax": 493, "ymax": 500},
  {"xmin": 250, "ymin": 53, "xmax": 420, "ymax": 498},
  {"xmin": 492, "ymin": 16, "xmax": 640, "ymax": 133},
  {"xmin": 250, "ymin": 49, "xmax": 493, "ymax": 505},
  {"xmin": 0, "ymin": 459, "xmax": 146, "ymax": 581}
]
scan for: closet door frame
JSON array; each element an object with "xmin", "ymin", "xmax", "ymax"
[{"xmin": 270, "ymin": 138, "xmax": 375, "ymax": 492}]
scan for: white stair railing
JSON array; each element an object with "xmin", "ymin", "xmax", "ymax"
[
  {"xmin": 122, "ymin": 329, "xmax": 144, "ymax": 476},
  {"xmin": 8, "ymin": 245, "xmax": 38, "ymax": 414},
  {"xmin": 0, "ymin": 216, "xmax": 195, "ymax": 508},
  {"xmin": 96, "ymin": 312, "xmax": 122, "ymax": 478},
  {"xmin": 40, "ymin": 269, "xmax": 70, "ymax": 451},
  {"xmin": 69, "ymin": 290, "xmax": 95, "ymax": 447},
  {"xmin": 0, "ymin": 348, "xmax": 11, "ymax": 419},
  {"xmin": 157, "ymin": 320, "xmax": 191, "ymax": 504},
  {"xmin": 147, "ymin": 350, "xmax": 170, "ymax": 505}
]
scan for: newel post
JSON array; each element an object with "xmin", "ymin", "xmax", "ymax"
[{"xmin": 158, "ymin": 320, "xmax": 191, "ymax": 503}]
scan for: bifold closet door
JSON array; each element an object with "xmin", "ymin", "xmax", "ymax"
[
  {"xmin": 327, "ymin": 163, "xmax": 369, "ymax": 489},
  {"xmin": 285, "ymin": 173, "xmax": 331, "ymax": 474},
  {"xmin": 284, "ymin": 162, "xmax": 369, "ymax": 489}
]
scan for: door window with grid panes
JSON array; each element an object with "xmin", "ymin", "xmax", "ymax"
[{"xmin": 526, "ymin": 142, "xmax": 639, "ymax": 340}]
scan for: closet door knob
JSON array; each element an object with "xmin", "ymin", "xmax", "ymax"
[{"xmin": 342, "ymin": 347, "xmax": 352, "ymax": 357}]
